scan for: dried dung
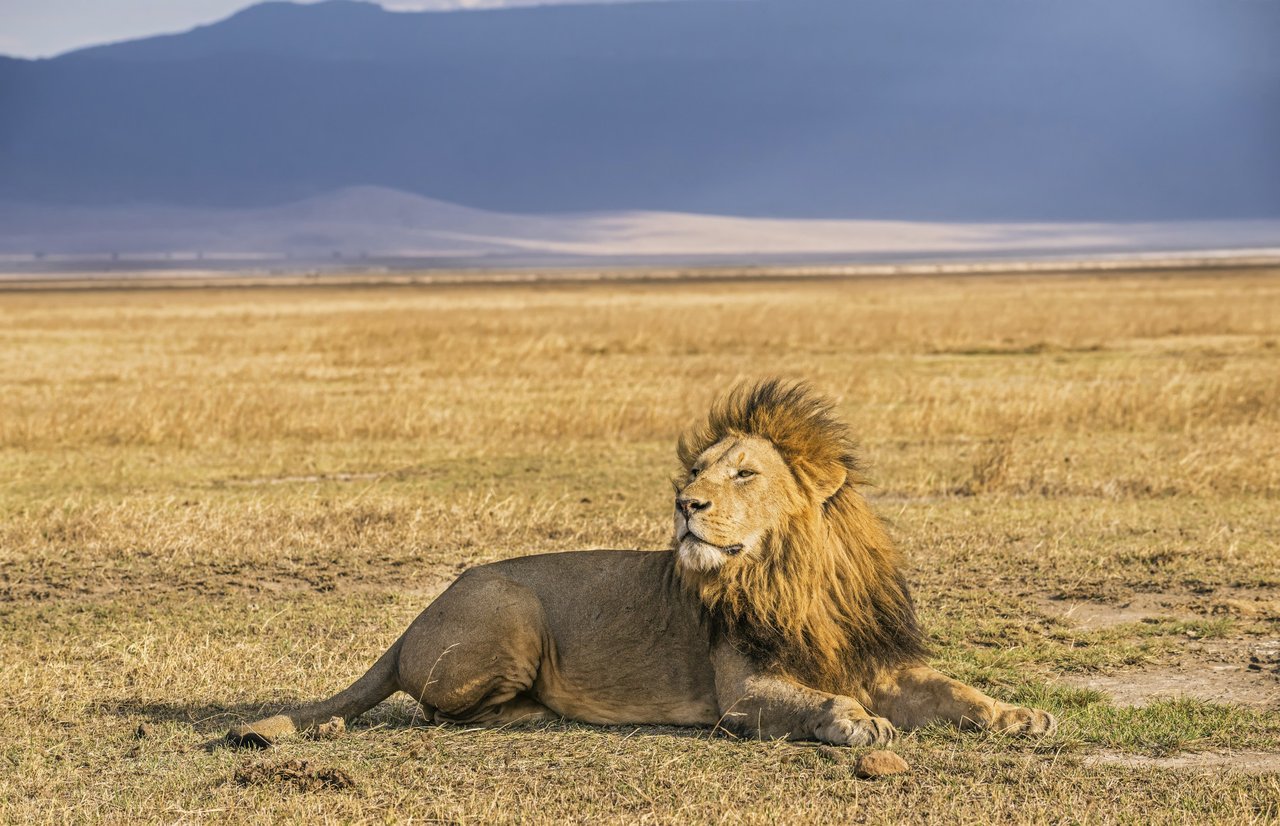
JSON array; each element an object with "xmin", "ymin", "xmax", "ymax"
[{"xmin": 234, "ymin": 759, "xmax": 359, "ymax": 793}]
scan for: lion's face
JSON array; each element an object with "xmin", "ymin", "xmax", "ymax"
[{"xmin": 673, "ymin": 435, "xmax": 805, "ymax": 572}]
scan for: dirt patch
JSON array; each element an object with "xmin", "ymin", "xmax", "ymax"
[
  {"xmin": 234, "ymin": 759, "xmax": 359, "ymax": 793},
  {"xmin": 1066, "ymin": 667, "xmax": 1280, "ymax": 710},
  {"xmin": 228, "ymin": 472, "xmax": 386, "ymax": 486},
  {"xmin": 1, "ymin": 555, "xmax": 461, "ymax": 605},
  {"xmin": 1211, "ymin": 597, "xmax": 1280, "ymax": 620},
  {"xmin": 1045, "ymin": 588, "xmax": 1280, "ymax": 709},
  {"xmin": 1065, "ymin": 633, "xmax": 1280, "ymax": 710},
  {"xmin": 1037, "ymin": 593, "xmax": 1198, "ymax": 630},
  {"xmin": 1086, "ymin": 750, "xmax": 1280, "ymax": 775},
  {"xmin": 1039, "ymin": 589, "xmax": 1280, "ymax": 631},
  {"xmin": 1249, "ymin": 639, "xmax": 1280, "ymax": 670},
  {"xmin": 217, "ymin": 466, "xmax": 434, "ymax": 487},
  {"xmin": 1040, "ymin": 591, "xmax": 1280, "ymax": 710}
]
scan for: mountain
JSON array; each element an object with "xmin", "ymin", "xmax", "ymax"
[
  {"xmin": 1, "ymin": 0, "xmax": 1277, "ymax": 224},
  {"xmin": 4, "ymin": 186, "xmax": 1279, "ymax": 264}
]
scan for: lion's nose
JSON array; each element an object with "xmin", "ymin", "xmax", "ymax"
[{"xmin": 677, "ymin": 496, "xmax": 710, "ymax": 518}]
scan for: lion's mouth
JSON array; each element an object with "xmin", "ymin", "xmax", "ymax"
[{"xmin": 680, "ymin": 528, "xmax": 744, "ymax": 557}]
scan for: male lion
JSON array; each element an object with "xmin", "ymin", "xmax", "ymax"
[{"xmin": 228, "ymin": 380, "xmax": 1054, "ymax": 748}]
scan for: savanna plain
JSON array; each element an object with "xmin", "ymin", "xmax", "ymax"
[{"xmin": 1, "ymin": 267, "xmax": 1278, "ymax": 824}]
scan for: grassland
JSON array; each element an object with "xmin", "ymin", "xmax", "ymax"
[{"xmin": 1, "ymin": 267, "xmax": 1278, "ymax": 823}]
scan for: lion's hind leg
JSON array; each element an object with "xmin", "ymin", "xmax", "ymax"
[
  {"xmin": 437, "ymin": 694, "xmax": 559, "ymax": 727},
  {"xmin": 872, "ymin": 665, "xmax": 1056, "ymax": 736},
  {"xmin": 225, "ymin": 572, "xmax": 553, "ymax": 748},
  {"xmin": 227, "ymin": 636, "xmax": 404, "ymax": 748},
  {"xmin": 397, "ymin": 572, "xmax": 556, "ymax": 728}
]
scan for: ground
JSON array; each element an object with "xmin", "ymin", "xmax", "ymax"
[{"xmin": 1, "ymin": 266, "xmax": 1278, "ymax": 823}]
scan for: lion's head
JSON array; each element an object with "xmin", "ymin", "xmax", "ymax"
[{"xmin": 673, "ymin": 379, "xmax": 926, "ymax": 691}]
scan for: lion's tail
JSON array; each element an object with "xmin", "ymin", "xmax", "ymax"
[{"xmin": 226, "ymin": 635, "xmax": 403, "ymax": 748}]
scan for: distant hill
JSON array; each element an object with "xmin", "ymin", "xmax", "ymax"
[
  {"xmin": 4, "ymin": 186, "xmax": 1279, "ymax": 263},
  {"xmin": 2, "ymin": 0, "xmax": 1278, "ymax": 222}
]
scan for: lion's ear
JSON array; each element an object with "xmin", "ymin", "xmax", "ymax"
[{"xmin": 809, "ymin": 463, "xmax": 847, "ymax": 502}]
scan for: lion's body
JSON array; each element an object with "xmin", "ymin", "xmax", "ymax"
[
  {"xmin": 229, "ymin": 381, "xmax": 1054, "ymax": 748},
  {"xmin": 417, "ymin": 550, "xmax": 719, "ymax": 727}
]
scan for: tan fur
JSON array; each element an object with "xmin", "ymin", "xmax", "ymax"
[{"xmin": 227, "ymin": 379, "xmax": 1054, "ymax": 750}]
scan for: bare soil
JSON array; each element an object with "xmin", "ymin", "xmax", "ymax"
[
  {"xmin": 1086, "ymin": 750, "xmax": 1280, "ymax": 775},
  {"xmin": 1040, "ymin": 592, "xmax": 1280, "ymax": 710},
  {"xmin": 1038, "ymin": 593, "xmax": 1199, "ymax": 630},
  {"xmin": 1068, "ymin": 668, "xmax": 1279, "ymax": 710}
]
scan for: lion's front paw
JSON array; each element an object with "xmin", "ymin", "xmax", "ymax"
[
  {"xmin": 815, "ymin": 716, "xmax": 897, "ymax": 746},
  {"xmin": 990, "ymin": 705, "xmax": 1056, "ymax": 737}
]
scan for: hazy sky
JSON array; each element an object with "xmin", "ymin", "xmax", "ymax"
[{"xmin": 0, "ymin": 0, "xmax": 672, "ymax": 58}]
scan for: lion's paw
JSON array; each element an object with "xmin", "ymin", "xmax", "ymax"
[
  {"xmin": 990, "ymin": 705, "xmax": 1056, "ymax": 737},
  {"xmin": 815, "ymin": 716, "xmax": 897, "ymax": 747}
]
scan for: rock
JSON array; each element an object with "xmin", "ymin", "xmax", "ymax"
[{"xmin": 854, "ymin": 750, "xmax": 910, "ymax": 779}]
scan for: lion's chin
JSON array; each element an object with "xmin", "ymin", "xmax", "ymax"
[{"xmin": 676, "ymin": 536, "xmax": 743, "ymax": 573}]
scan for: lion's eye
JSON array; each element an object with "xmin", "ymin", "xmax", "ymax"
[
  {"xmin": 689, "ymin": 467, "xmax": 700, "ymax": 479},
  {"xmin": 736, "ymin": 469, "xmax": 756, "ymax": 479}
]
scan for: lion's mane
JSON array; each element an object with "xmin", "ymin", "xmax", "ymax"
[{"xmin": 676, "ymin": 379, "xmax": 927, "ymax": 694}]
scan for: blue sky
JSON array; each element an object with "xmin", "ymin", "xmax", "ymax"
[{"xmin": 0, "ymin": 0, "xmax": 671, "ymax": 58}]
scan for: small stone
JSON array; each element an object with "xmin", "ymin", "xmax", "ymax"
[
  {"xmin": 314, "ymin": 717, "xmax": 346, "ymax": 740},
  {"xmin": 134, "ymin": 723, "xmax": 154, "ymax": 740},
  {"xmin": 853, "ymin": 749, "xmax": 910, "ymax": 779}
]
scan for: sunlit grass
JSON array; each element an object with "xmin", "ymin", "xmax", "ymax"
[{"xmin": 1, "ymin": 268, "xmax": 1278, "ymax": 823}]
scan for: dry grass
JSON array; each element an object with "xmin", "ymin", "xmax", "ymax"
[{"xmin": 1, "ymin": 268, "xmax": 1278, "ymax": 823}]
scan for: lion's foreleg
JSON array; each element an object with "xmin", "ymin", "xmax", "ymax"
[
  {"xmin": 871, "ymin": 665, "xmax": 1056, "ymax": 735},
  {"xmin": 711, "ymin": 645, "xmax": 894, "ymax": 746}
]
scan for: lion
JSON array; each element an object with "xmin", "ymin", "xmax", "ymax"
[{"xmin": 228, "ymin": 379, "xmax": 1055, "ymax": 748}]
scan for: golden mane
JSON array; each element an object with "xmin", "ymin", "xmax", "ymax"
[{"xmin": 675, "ymin": 379, "xmax": 927, "ymax": 694}]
